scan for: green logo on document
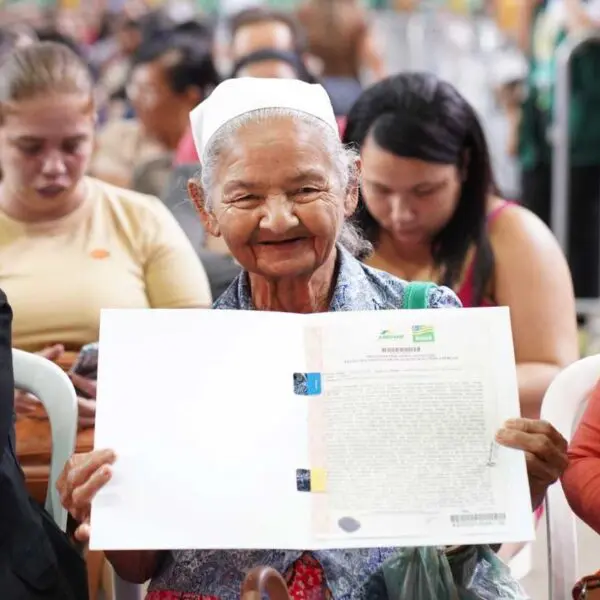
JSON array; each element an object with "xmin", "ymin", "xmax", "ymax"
[
  {"xmin": 412, "ymin": 325, "xmax": 435, "ymax": 342},
  {"xmin": 378, "ymin": 329, "xmax": 404, "ymax": 341}
]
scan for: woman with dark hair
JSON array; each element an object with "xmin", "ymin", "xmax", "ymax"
[
  {"xmin": 344, "ymin": 73, "xmax": 578, "ymax": 561},
  {"xmin": 344, "ymin": 72, "xmax": 578, "ymax": 422}
]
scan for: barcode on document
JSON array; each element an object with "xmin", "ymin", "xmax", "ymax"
[{"xmin": 450, "ymin": 513, "xmax": 506, "ymax": 527}]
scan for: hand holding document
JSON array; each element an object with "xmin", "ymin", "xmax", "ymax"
[{"xmin": 89, "ymin": 306, "xmax": 534, "ymax": 551}]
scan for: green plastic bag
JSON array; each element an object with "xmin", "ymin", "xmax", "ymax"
[{"xmin": 369, "ymin": 546, "xmax": 530, "ymax": 600}]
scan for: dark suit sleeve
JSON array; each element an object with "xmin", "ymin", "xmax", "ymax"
[{"xmin": 0, "ymin": 289, "xmax": 13, "ymax": 463}]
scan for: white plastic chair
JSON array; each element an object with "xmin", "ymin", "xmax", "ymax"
[
  {"xmin": 540, "ymin": 354, "xmax": 600, "ymax": 600},
  {"xmin": 13, "ymin": 349, "xmax": 143, "ymax": 600},
  {"xmin": 12, "ymin": 348, "xmax": 78, "ymax": 531}
]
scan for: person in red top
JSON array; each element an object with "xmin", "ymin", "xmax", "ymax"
[{"xmin": 563, "ymin": 381, "xmax": 600, "ymax": 534}]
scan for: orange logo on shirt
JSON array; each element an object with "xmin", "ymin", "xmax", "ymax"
[{"xmin": 90, "ymin": 249, "xmax": 110, "ymax": 259}]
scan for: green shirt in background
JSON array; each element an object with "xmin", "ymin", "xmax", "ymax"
[{"xmin": 519, "ymin": 1, "xmax": 600, "ymax": 170}]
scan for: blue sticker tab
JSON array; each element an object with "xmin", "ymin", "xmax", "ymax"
[
  {"xmin": 305, "ymin": 373, "xmax": 322, "ymax": 395},
  {"xmin": 293, "ymin": 372, "xmax": 322, "ymax": 396}
]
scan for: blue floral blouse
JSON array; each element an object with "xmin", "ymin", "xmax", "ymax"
[{"xmin": 148, "ymin": 246, "xmax": 460, "ymax": 599}]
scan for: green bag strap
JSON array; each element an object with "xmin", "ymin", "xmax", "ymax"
[{"xmin": 401, "ymin": 282, "xmax": 436, "ymax": 310}]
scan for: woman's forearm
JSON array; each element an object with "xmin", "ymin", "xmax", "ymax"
[
  {"xmin": 105, "ymin": 550, "xmax": 165, "ymax": 584},
  {"xmin": 516, "ymin": 362, "xmax": 563, "ymax": 420}
]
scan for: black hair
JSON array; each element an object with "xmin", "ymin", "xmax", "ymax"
[
  {"xmin": 136, "ymin": 10, "xmax": 177, "ymax": 41},
  {"xmin": 229, "ymin": 7, "xmax": 306, "ymax": 53},
  {"xmin": 231, "ymin": 48, "xmax": 317, "ymax": 83},
  {"xmin": 131, "ymin": 33, "xmax": 220, "ymax": 96},
  {"xmin": 171, "ymin": 19, "xmax": 214, "ymax": 40},
  {"xmin": 343, "ymin": 72, "xmax": 495, "ymax": 305}
]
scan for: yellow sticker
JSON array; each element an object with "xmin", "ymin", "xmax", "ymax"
[{"xmin": 311, "ymin": 468, "xmax": 327, "ymax": 493}]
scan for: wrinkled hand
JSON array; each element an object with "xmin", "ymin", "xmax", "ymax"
[
  {"xmin": 57, "ymin": 448, "xmax": 116, "ymax": 542},
  {"xmin": 14, "ymin": 344, "xmax": 64, "ymax": 415},
  {"xmin": 69, "ymin": 373, "xmax": 97, "ymax": 429},
  {"xmin": 496, "ymin": 418, "xmax": 568, "ymax": 509}
]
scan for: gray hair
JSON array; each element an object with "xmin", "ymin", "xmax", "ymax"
[{"xmin": 197, "ymin": 107, "xmax": 372, "ymax": 260}]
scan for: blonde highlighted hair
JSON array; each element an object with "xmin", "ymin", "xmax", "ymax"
[{"xmin": 0, "ymin": 41, "xmax": 94, "ymax": 121}]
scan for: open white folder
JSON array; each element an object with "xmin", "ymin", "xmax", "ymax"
[{"xmin": 89, "ymin": 306, "xmax": 534, "ymax": 551}]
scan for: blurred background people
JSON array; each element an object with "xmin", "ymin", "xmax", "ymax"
[
  {"xmin": 518, "ymin": 0, "xmax": 600, "ymax": 302},
  {"xmin": 174, "ymin": 6, "xmax": 313, "ymax": 166},
  {"xmin": 90, "ymin": 33, "xmax": 219, "ymax": 192},
  {"xmin": 228, "ymin": 6, "xmax": 306, "ymax": 63},
  {"xmin": 230, "ymin": 47, "xmax": 316, "ymax": 79},
  {"xmin": 95, "ymin": 17, "xmax": 144, "ymax": 118},
  {"xmin": 0, "ymin": 42, "xmax": 211, "ymax": 430},
  {"xmin": 297, "ymin": 0, "xmax": 386, "ymax": 113}
]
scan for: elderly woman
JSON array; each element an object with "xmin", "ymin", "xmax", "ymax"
[{"xmin": 58, "ymin": 78, "xmax": 568, "ymax": 599}]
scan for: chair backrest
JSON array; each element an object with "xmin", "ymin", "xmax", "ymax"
[
  {"xmin": 540, "ymin": 354, "xmax": 600, "ymax": 600},
  {"xmin": 131, "ymin": 153, "xmax": 174, "ymax": 198},
  {"xmin": 12, "ymin": 348, "xmax": 78, "ymax": 531}
]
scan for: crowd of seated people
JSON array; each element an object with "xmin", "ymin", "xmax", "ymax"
[
  {"xmin": 0, "ymin": 41, "xmax": 211, "ymax": 429},
  {"xmin": 0, "ymin": 3, "xmax": 600, "ymax": 599},
  {"xmin": 90, "ymin": 31, "xmax": 219, "ymax": 193}
]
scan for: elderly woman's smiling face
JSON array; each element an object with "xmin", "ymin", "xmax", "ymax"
[{"xmin": 193, "ymin": 115, "xmax": 358, "ymax": 280}]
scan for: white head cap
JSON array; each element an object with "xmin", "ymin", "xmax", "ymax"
[{"xmin": 189, "ymin": 77, "xmax": 339, "ymax": 158}]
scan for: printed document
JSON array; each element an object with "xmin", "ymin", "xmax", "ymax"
[{"xmin": 90, "ymin": 306, "xmax": 534, "ymax": 550}]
